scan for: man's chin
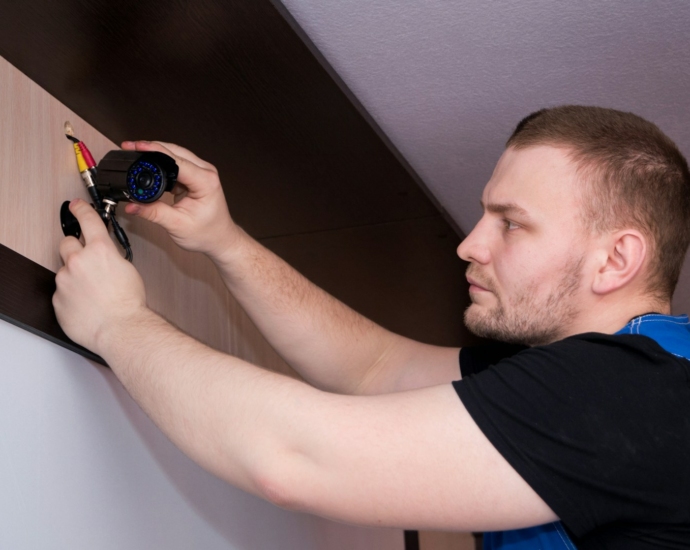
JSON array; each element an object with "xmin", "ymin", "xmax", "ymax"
[
  {"xmin": 463, "ymin": 307, "xmax": 560, "ymax": 346},
  {"xmin": 463, "ymin": 305, "xmax": 493, "ymax": 335},
  {"xmin": 463, "ymin": 305, "xmax": 523, "ymax": 344}
]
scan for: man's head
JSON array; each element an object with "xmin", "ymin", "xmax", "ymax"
[{"xmin": 458, "ymin": 106, "xmax": 690, "ymax": 345}]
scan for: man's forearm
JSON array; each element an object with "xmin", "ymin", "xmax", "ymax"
[
  {"xmin": 98, "ymin": 307, "xmax": 318, "ymax": 501},
  {"xmin": 208, "ymin": 228, "xmax": 416, "ymax": 394}
]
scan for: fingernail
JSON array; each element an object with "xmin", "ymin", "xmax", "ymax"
[{"xmin": 127, "ymin": 204, "xmax": 141, "ymax": 215}]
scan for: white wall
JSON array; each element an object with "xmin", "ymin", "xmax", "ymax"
[{"xmin": 0, "ymin": 319, "xmax": 402, "ymax": 549}]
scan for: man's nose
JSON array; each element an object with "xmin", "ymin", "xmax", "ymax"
[{"xmin": 457, "ymin": 225, "xmax": 490, "ymax": 264}]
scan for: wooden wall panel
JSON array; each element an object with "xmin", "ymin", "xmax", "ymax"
[
  {"xmin": 0, "ymin": 243, "xmax": 103, "ymax": 364},
  {"xmin": 264, "ymin": 215, "xmax": 474, "ymax": 347},
  {"xmin": 0, "ymin": 0, "xmax": 442, "ymax": 240},
  {"xmin": 0, "ymin": 55, "xmax": 292, "ymax": 376}
]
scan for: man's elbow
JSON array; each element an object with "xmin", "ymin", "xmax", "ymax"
[{"xmin": 252, "ymin": 455, "xmax": 311, "ymax": 512}]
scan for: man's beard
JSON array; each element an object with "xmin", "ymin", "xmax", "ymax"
[{"xmin": 464, "ymin": 256, "xmax": 584, "ymax": 346}]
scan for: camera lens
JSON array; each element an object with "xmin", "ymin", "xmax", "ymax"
[
  {"xmin": 136, "ymin": 170, "xmax": 154, "ymax": 190},
  {"xmin": 122, "ymin": 155, "xmax": 176, "ymax": 203}
]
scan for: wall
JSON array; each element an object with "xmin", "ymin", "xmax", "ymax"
[
  {"xmin": 0, "ymin": 320, "xmax": 401, "ymax": 549},
  {"xmin": 0, "ymin": 56, "xmax": 403, "ymax": 549}
]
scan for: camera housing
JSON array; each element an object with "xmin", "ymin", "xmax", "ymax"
[{"xmin": 96, "ymin": 150, "xmax": 178, "ymax": 204}]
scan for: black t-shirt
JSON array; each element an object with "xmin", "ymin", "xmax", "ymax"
[{"xmin": 453, "ymin": 333, "xmax": 690, "ymax": 549}]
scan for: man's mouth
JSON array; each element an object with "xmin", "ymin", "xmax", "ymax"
[
  {"xmin": 465, "ymin": 269, "xmax": 493, "ymax": 292},
  {"xmin": 466, "ymin": 276, "xmax": 490, "ymax": 293}
]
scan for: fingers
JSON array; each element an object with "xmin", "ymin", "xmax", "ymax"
[
  {"xmin": 59, "ymin": 235, "xmax": 83, "ymax": 264},
  {"xmin": 69, "ymin": 199, "xmax": 112, "ymax": 246},
  {"xmin": 120, "ymin": 141, "xmax": 219, "ymax": 199},
  {"xmin": 123, "ymin": 200, "xmax": 185, "ymax": 234},
  {"xmin": 155, "ymin": 142, "xmax": 217, "ymax": 172},
  {"xmin": 122, "ymin": 140, "xmax": 215, "ymax": 171}
]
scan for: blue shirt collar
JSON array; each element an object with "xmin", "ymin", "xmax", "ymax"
[{"xmin": 615, "ymin": 313, "xmax": 690, "ymax": 359}]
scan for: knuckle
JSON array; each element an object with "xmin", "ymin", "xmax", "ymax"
[
  {"xmin": 204, "ymin": 170, "xmax": 222, "ymax": 189},
  {"xmin": 147, "ymin": 206, "xmax": 162, "ymax": 225},
  {"xmin": 54, "ymin": 268, "xmax": 65, "ymax": 287},
  {"xmin": 64, "ymin": 253, "xmax": 79, "ymax": 270},
  {"xmin": 60, "ymin": 236, "xmax": 77, "ymax": 251},
  {"xmin": 66, "ymin": 255, "xmax": 88, "ymax": 276}
]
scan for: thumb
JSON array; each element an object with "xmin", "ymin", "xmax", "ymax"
[{"xmin": 124, "ymin": 201, "xmax": 182, "ymax": 233}]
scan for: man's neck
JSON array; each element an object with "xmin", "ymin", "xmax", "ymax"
[{"xmin": 563, "ymin": 299, "xmax": 672, "ymax": 340}]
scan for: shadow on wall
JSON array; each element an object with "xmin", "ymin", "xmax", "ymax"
[{"xmin": 101, "ymin": 363, "xmax": 401, "ymax": 549}]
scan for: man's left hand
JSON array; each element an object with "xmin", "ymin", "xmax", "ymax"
[{"xmin": 53, "ymin": 199, "xmax": 147, "ymax": 353}]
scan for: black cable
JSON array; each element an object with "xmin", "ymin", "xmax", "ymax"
[
  {"xmin": 111, "ymin": 214, "xmax": 133, "ymax": 262},
  {"xmin": 87, "ymin": 185, "xmax": 105, "ymax": 212}
]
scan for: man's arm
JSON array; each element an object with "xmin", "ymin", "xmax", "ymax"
[
  {"xmin": 207, "ymin": 227, "xmax": 461, "ymax": 394},
  {"xmin": 53, "ymin": 201, "xmax": 556, "ymax": 531},
  {"xmin": 120, "ymin": 140, "xmax": 461, "ymax": 395}
]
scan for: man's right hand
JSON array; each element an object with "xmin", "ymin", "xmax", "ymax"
[{"xmin": 121, "ymin": 140, "xmax": 239, "ymax": 261}]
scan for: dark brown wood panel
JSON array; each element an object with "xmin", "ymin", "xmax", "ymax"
[
  {"xmin": 0, "ymin": 0, "xmax": 441, "ymax": 239},
  {"xmin": 263, "ymin": 215, "xmax": 478, "ymax": 347},
  {"xmin": 0, "ymin": 243, "xmax": 105, "ymax": 365}
]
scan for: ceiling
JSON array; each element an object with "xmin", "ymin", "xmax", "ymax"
[{"xmin": 278, "ymin": 0, "xmax": 690, "ymax": 234}]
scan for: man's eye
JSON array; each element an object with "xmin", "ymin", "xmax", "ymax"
[{"xmin": 503, "ymin": 219, "xmax": 519, "ymax": 231}]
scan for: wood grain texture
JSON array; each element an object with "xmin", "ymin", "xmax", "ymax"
[
  {"xmin": 0, "ymin": 56, "xmax": 293, "ymax": 376},
  {"xmin": 0, "ymin": 0, "xmax": 442, "ymax": 240}
]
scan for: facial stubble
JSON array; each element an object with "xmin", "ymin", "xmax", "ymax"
[{"xmin": 464, "ymin": 255, "xmax": 584, "ymax": 346}]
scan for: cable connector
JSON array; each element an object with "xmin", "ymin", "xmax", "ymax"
[{"xmin": 64, "ymin": 129, "xmax": 133, "ymax": 262}]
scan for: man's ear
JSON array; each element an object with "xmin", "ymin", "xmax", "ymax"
[{"xmin": 592, "ymin": 230, "xmax": 647, "ymax": 295}]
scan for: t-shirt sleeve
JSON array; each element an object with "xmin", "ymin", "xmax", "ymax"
[
  {"xmin": 453, "ymin": 334, "xmax": 690, "ymax": 536},
  {"xmin": 460, "ymin": 341, "xmax": 528, "ymax": 377}
]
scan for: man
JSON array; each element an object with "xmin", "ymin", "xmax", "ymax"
[{"xmin": 53, "ymin": 106, "xmax": 690, "ymax": 548}]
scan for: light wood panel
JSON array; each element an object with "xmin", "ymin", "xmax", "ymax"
[
  {"xmin": 0, "ymin": 55, "xmax": 292, "ymax": 376},
  {"xmin": 0, "ymin": 0, "xmax": 442, "ymax": 240}
]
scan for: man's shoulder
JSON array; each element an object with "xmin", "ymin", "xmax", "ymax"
[
  {"xmin": 511, "ymin": 331, "xmax": 688, "ymax": 374},
  {"xmin": 544, "ymin": 331, "xmax": 674, "ymax": 356},
  {"xmin": 460, "ymin": 330, "xmax": 690, "ymax": 384}
]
